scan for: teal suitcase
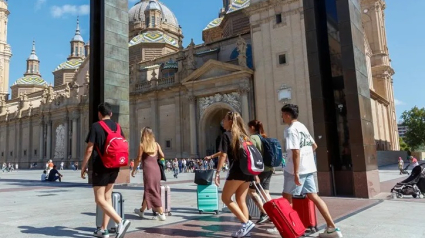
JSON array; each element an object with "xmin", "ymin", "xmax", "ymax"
[{"xmin": 197, "ymin": 184, "xmax": 219, "ymax": 214}]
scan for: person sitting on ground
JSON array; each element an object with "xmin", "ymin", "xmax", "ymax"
[
  {"xmin": 41, "ymin": 170, "xmax": 48, "ymax": 181},
  {"xmin": 47, "ymin": 165, "xmax": 63, "ymax": 182}
]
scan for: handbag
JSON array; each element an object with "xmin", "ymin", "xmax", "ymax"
[
  {"xmin": 194, "ymin": 169, "xmax": 215, "ymax": 185},
  {"xmin": 158, "ymin": 160, "xmax": 167, "ymax": 181}
]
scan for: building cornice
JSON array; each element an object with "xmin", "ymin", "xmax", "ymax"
[{"xmin": 370, "ymin": 90, "xmax": 389, "ymax": 106}]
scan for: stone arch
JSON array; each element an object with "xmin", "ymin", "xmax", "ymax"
[{"xmin": 198, "ymin": 102, "xmax": 237, "ymax": 158}]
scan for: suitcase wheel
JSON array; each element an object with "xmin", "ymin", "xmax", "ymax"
[
  {"xmin": 215, "ymin": 210, "xmax": 219, "ymax": 215},
  {"xmin": 168, "ymin": 212, "xmax": 172, "ymax": 216},
  {"xmin": 199, "ymin": 210, "xmax": 203, "ymax": 214}
]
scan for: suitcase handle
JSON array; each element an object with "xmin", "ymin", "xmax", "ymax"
[{"xmin": 252, "ymin": 182, "xmax": 272, "ymax": 203}]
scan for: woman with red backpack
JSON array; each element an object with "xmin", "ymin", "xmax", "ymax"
[{"xmin": 204, "ymin": 111, "xmax": 255, "ymax": 238}]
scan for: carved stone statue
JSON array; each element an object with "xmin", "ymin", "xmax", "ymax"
[
  {"xmin": 186, "ymin": 39, "xmax": 196, "ymax": 71},
  {"xmin": 236, "ymin": 35, "xmax": 247, "ymax": 67},
  {"xmin": 64, "ymin": 83, "xmax": 71, "ymax": 98}
]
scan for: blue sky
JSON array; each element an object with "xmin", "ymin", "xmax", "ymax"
[{"xmin": 6, "ymin": 0, "xmax": 422, "ymax": 120}]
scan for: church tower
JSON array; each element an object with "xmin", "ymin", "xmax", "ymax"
[
  {"xmin": 10, "ymin": 40, "xmax": 47, "ymax": 99},
  {"xmin": 68, "ymin": 17, "xmax": 85, "ymax": 59},
  {"xmin": 0, "ymin": 0, "xmax": 12, "ymax": 99},
  {"xmin": 24, "ymin": 41, "xmax": 40, "ymax": 76},
  {"xmin": 53, "ymin": 17, "xmax": 85, "ymax": 86}
]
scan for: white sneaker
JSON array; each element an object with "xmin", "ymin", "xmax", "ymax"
[
  {"xmin": 319, "ymin": 227, "xmax": 343, "ymax": 238},
  {"xmin": 266, "ymin": 227, "xmax": 279, "ymax": 235},
  {"xmin": 93, "ymin": 228, "xmax": 110, "ymax": 238},
  {"xmin": 134, "ymin": 208, "xmax": 144, "ymax": 218},
  {"xmin": 116, "ymin": 219, "xmax": 131, "ymax": 238},
  {"xmin": 152, "ymin": 213, "xmax": 166, "ymax": 221},
  {"xmin": 231, "ymin": 221, "xmax": 255, "ymax": 238}
]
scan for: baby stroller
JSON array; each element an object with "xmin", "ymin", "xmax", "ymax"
[
  {"xmin": 391, "ymin": 165, "xmax": 425, "ymax": 199},
  {"xmin": 400, "ymin": 164, "xmax": 410, "ymax": 175}
]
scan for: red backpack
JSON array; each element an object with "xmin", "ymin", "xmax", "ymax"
[{"xmin": 96, "ymin": 121, "xmax": 129, "ymax": 168}]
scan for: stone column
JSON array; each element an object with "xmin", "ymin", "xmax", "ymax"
[
  {"xmin": 64, "ymin": 117, "xmax": 69, "ymax": 162},
  {"xmin": 14, "ymin": 121, "xmax": 18, "ymax": 163},
  {"xmin": 72, "ymin": 118, "xmax": 78, "ymax": 160},
  {"xmin": 150, "ymin": 96, "xmax": 159, "ymax": 139},
  {"xmin": 239, "ymin": 82, "xmax": 251, "ymax": 122},
  {"xmin": 28, "ymin": 118, "xmax": 33, "ymax": 164},
  {"xmin": 90, "ymin": 0, "xmax": 130, "ymax": 184},
  {"xmin": 39, "ymin": 121, "xmax": 44, "ymax": 161},
  {"xmin": 46, "ymin": 120, "xmax": 52, "ymax": 160},
  {"xmin": 175, "ymin": 94, "xmax": 182, "ymax": 158},
  {"xmin": 188, "ymin": 95, "xmax": 197, "ymax": 156}
]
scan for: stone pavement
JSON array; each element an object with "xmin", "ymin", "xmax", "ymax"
[{"xmin": 0, "ymin": 164, "xmax": 422, "ymax": 238}]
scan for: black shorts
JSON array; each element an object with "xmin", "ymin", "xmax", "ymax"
[
  {"xmin": 226, "ymin": 166, "xmax": 255, "ymax": 182},
  {"xmin": 92, "ymin": 169, "xmax": 119, "ymax": 187},
  {"xmin": 249, "ymin": 170, "xmax": 273, "ymax": 190}
]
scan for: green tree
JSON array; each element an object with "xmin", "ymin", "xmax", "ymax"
[
  {"xmin": 401, "ymin": 106, "xmax": 425, "ymax": 151},
  {"xmin": 399, "ymin": 137, "xmax": 410, "ymax": 152}
]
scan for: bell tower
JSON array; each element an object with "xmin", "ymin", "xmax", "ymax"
[{"xmin": 0, "ymin": 0, "xmax": 12, "ymax": 99}]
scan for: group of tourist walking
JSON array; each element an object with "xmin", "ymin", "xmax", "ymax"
[{"xmin": 80, "ymin": 102, "xmax": 342, "ymax": 238}]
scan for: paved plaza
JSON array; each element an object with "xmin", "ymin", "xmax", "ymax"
[{"xmin": 1, "ymin": 164, "xmax": 424, "ymax": 238}]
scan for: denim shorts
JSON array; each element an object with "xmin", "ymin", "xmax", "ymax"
[{"xmin": 283, "ymin": 171, "xmax": 317, "ymax": 195}]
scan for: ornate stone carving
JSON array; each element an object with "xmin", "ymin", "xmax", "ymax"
[
  {"xmin": 187, "ymin": 95, "xmax": 196, "ymax": 103},
  {"xmin": 54, "ymin": 124, "xmax": 66, "ymax": 159},
  {"xmin": 185, "ymin": 39, "xmax": 196, "ymax": 71},
  {"xmin": 198, "ymin": 92, "xmax": 241, "ymax": 117},
  {"xmin": 238, "ymin": 81, "xmax": 251, "ymax": 94},
  {"xmin": 236, "ymin": 35, "xmax": 247, "ymax": 68}
]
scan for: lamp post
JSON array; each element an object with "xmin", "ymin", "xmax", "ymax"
[{"xmin": 277, "ymin": 84, "xmax": 292, "ymax": 104}]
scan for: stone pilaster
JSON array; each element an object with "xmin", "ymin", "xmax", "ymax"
[
  {"xmin": 188, "ymin": 95, "xmax": 197, "ymax": 157},
  {"xmin": 46, "ymin": 120, "xmax": 52, "ymax": 160}
]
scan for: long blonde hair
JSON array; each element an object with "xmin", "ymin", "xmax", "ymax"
[
  {"xmin": 227, "ymin": 111, "xmax": 250, "ymax": 159},
  {"xmin": 140, "ymin": 127, "xmax": 156, "ymax": 155}
]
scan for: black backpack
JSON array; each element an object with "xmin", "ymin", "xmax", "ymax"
[{"xmin": 257, "ymin": 135, "xmax": 283, "ymax": 167}]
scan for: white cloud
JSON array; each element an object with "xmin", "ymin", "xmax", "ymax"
[
  {"xmin": 394, "ymin": 99, "xmax": 405, "ymax": 106},
  {"xmin": 35, "ymin": 0, "xmax": 47, "ymax": 11},
  {"xmin": 51, "ymin": 4, "xmax": 90, "ymax": 18}
]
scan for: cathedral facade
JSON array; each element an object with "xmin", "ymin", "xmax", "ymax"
[{"xmin": 0, "ymin": 0, "xmax": 399, "ymax": 169}]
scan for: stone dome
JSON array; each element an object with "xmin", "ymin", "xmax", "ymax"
[
  {"xmin": 14, "ymin": 75, "xmax": 47, "ymax": 86},
  {"xmin": 227, "ymin": 0, "xmax": 250, "ymax": 14},
  {"xmin": 54, "ymin": 59, "xmax": 84, "ymax": 72},
  {"xmin": 129, "ymin": 0, "xmax": 179, "ymax": 28}
]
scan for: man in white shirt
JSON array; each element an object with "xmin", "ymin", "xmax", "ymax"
[{"xmin": 268, "ymin": 104, "xmax": 343, "ymax": 238}]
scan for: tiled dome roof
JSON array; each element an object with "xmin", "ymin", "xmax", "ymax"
[
  {"xmin": 54, "ymin": 59, "xmax": 84, "ymax": 72},
  {"xmin": 14, "ymin": 75, "xmax": 47, "ymax": 86},
  {"xmin": 204, "ymin": 17, "xmax": 223, "ymax": 30},
  {"xmin": 129, "ymin": 30, "xmax": 178, "ymax": 47},
  {"xmin": 129, "ymin": 0, "xmax": 179, "ymax": 28},
  {"xmin": 227, "ymin": 0, "xmax": 250, "ymax": 14}
]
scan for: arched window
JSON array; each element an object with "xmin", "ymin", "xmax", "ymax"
[
  {"xmin": 75, "ymin": 46, "xmax": 78, "ymax": 56},
  {"xmin": 151, "ymin": 16, "xmax": 155, "ymax": 27}
]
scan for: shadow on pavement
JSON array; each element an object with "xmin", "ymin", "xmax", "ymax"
[
  {"xmin": 18, "ymin": 226, "xmax": 92, "ymax": 237},
  {"xmin": 0, "ymin": 178, "xmax": 90, "ymax": 188},
  {"xmin": 140, "ymin": 227, "xmax": 228, "ymax": 238}
]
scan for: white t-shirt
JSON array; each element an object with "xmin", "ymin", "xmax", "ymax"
[
  {"xmin": 284, "ymin": 121, "xmax": 317, "ymax": 175},
  {"xmin": 41, "ymin": 174, "xmax": 47, "ymax": 181}
]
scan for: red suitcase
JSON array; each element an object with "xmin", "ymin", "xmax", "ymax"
[
  {"xmin": 252, "ymin": 183, "xmax": 305, "ymax": 238},
  {"xmin": 292, "ymin": 195, "xmax": 318, "ymax": 233}
]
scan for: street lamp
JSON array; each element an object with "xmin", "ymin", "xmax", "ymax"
[{"xmin": 277, "ymin": 84, "xmax": 292, "ymax": 104}]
